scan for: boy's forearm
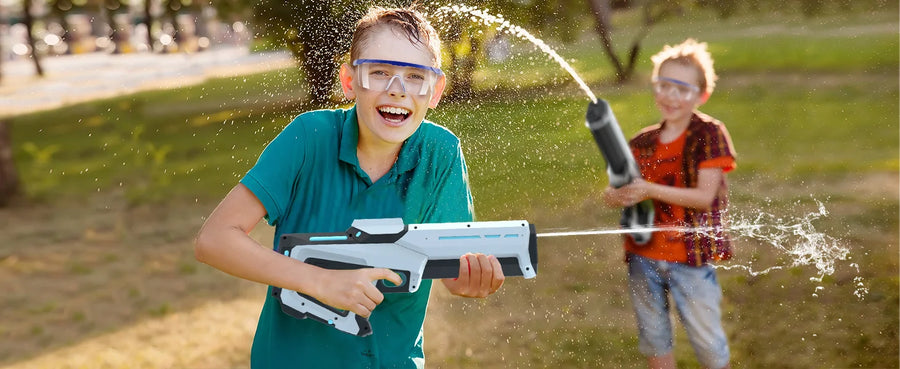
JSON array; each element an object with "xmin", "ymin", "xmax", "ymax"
[
  {"xmin": 195, "ymin": 224, "xmax": 322, "ymax": 296},
  {"xmin": 646, "ymin": 182, "xmax": 715, "ymax": 211},
  {"xmin": 644, "ymin": 169, "xmax": 723, "ymax": 210}
]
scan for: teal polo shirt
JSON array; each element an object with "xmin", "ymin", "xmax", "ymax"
[{"xmin": 240, "ymin": 106, "xmax": 475, "ymax": 369}]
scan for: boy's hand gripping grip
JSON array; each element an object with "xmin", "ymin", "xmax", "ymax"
[
  {"xmin": 272, "ymin": 218, "xmax": 538, "ymax": 336},
  {"xmin": 585, "ymin": 99, "xmax": 654, "ymax": 244}
]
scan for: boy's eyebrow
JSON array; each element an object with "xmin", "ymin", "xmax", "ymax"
[{"xmin": 353, "ymin": 59, "xmax": 443, "ymax": 75}]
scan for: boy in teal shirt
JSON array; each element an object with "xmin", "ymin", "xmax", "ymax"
[{"xmin": 194, "ymin": 6, "xmax": 507, "ymax": 368}]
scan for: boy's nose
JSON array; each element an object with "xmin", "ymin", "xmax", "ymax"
[{"xmin": 385, "ymin": 75, "xmax": 407, "ymax": 97}]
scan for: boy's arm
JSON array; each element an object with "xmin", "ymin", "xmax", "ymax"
[
  {"xmin": 604, "ymin": 167, "xmax": 724, "ymax": 211},
  {"xmin": 194, "ymin": 184, "xmax": 401, "ymax": 318}
]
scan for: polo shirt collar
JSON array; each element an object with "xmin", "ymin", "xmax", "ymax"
[{"xmin": 338, "ymin": 105, "xmax": 420, "ymax": 178}]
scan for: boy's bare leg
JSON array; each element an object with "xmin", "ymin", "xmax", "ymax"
[{"xmin": 647, "ymin": 353, "xmax": 675, "ymax": 369}]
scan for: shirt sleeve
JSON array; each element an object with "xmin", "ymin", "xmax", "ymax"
[
  {"xmin": 240, "ymin": 115, "xmax": 307, "ymax": 226},
  {"xmin": 422, "ymin": 142, "xmax": 476, "ymax": 223},
  {"xmin": 697, "ymin": 122, "xmax": 737, "ymax": 173}
]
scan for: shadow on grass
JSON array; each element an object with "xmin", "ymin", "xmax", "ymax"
[{"xmin": 0, "ymin": 193, "xmax": 269, "ymax": 365}]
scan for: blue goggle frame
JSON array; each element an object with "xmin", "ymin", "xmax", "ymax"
[{"xmin": 352, "ymin": 59, "xmax": 443, "ymax": 96}]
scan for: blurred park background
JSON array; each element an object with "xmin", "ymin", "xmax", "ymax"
[{"xmin": 0, "ymin": 0, "xmax": 897, "ymax": 368}]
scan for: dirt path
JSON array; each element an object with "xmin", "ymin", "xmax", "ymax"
[{"xmin": 0, "ymin": 47, "xmax": 293, "ymax": 118}]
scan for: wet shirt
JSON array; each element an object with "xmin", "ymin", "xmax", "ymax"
[
  {"xmin": 625, "ymin": 112, "xmax": 736, "ymax": 266},
  {"xmin": 240, "ymin": 107, "xmax": 475, "ymax": 368}
]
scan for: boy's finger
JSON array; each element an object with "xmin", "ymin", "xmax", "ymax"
[
  {"xmin": 455, "ymin": 255, "xmax": 470, "ymax": 284},
  {"xmin": 489, "ymin": 255, "xmax": 505, "ymax": 292},
  {"xmin": 475, "ymin": 253, "xmax": 492, "ymax": 291},
  {"xmin": 362, "ymin": 282, "xmax": 385, "ymax": 305},
  {"xmin": 466, "ymin": 254, "xmax": 483, "ymax": 289},
  {"xmin": 374, "ymin": 268, "xmax": 404, "ymax": 286},
  {"xmin": 359, "ymin": 297, "xmax": 377, "ymax": 313},
  {"xmin": 354, "ymin": 303, "xmax": 372, "ymax": 318}
]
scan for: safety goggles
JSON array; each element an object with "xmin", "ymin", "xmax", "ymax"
[
  {"xmin": 652, "ymin": 76, "xmax": 701, "ymax": 101},
  {"xmin": 353, "ymin": 59, "xmax": 443, "ymax": 96}
]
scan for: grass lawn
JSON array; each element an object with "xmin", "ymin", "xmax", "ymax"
[{"xmin": 0, "ymin": 6, "xmax": 897, "ymax": 369}]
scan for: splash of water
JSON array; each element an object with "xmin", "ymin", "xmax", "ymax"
[
  {"xmin": 433, "ymin": 5, "xmax": 598, "ymax": 103},
  {"xmin": 538, "ymin": 200, "xmax": 867, "ymax": 298},
  {"xmin": 720, "ymin": 199, "xmax": 867, "ymax": 298}
]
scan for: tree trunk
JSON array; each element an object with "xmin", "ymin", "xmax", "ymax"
[
  {"xmin": 0, "ymin": 35, "xmax": 4, "ymax": 84},
  {"xmin": 144, "ymin": 0, "xmax": 154, "ymax": 50},
  {"xmin": 23, "ymin": 0, "xmax": 45, "ymax": 76},
  {"xmin": 0, "ymin": 120, "xmax": 21, "ymax": 207},
  {"xmin": 587, "ymin": 0, "xmax": 625, "ymax": 82},
  {"xmin": 446, "ymin": 33, "xmax": 482, "ymax": 101},
  {"xmin": 299, "ymin": 45, "xmax": 339, "ymax": 108},
  {"xmin": 588, "ymin": 0, "xmax": 677, "ymax": 84}
]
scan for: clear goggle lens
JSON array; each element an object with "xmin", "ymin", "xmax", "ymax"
[
  {"xmin": 652, "ymin": 77, "xmax": 701, "ymax": 101},
  {"xmin": 353, "ymin": 59, "xmax": 443, "ymax": 96}
]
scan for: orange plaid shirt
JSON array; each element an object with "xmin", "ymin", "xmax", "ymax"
[{"xmin": 625, "ymin": 112, "xmax": 736, "ymax": 266}]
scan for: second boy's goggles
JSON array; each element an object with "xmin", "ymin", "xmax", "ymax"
[
  {"xmin": 353, "ymin": 59, "xmax": 443, "ymax": 96},
  {"xmin": 652, "ymin": 76, "xmax": 701, "ymax": 101}
]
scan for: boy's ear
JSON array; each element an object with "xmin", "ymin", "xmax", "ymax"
[
  {"xmin": 428, "ymin": 75, "xmax": 447, "ymax": 108},
  {"xmin": 339, "ymin": 63, "xmax": 356, "ymax": 100},
  {"xmin": 697, "ymin": 91, "xmax": 711, "ymax": 106}
]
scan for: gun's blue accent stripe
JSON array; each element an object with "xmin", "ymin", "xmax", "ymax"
[
  {"xmin": 438, "ymin": 235, "xmax": 481, "ymax": 240},
  {"xmin": 485, "ymin": 235, "xmax": 501, "ymax": 239},
  {"xmin": 504, "ymin": 234, "xmax": 519, "ymax": 238},
  {"xmin": 309, "ymin": 235, "xmax": 349, "ymax": 242}
]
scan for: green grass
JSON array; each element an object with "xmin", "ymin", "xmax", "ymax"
[
  {"xmin": 11, "ymin": 68, "xmax": 307, "ymax": 203},
  {"xmin": 4, "ymin": 7, "xmax": 898, "ymax": 369}
]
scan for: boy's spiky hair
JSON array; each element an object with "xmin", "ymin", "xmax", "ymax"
[
  {"xmin": 350, "ymin": 5, "xmax": 442, "ymax": 67},
  {"xmin": 651, "ymin": 39, "xmax": 717, "ymax": 95}
]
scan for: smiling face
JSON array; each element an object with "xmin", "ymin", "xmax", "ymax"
[
  {"xmin": 653, "ymin": 61, "xmax": 706, "ymax": 126},
  {"xmin": 340, "ymin": 26, "xmax": 445, "ymax": 151}
]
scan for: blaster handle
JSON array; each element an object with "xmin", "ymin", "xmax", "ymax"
[
  {"xmin": 586, "ymin": 99, "xmax": 654, "ymax": 245},
  {"xmin": 272, "ymin": 287, "xmax": 374, "ymax": 337}
]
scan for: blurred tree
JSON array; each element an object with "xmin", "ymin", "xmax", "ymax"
[
  {"xmin": 161, "ymin": 0, "xmax": 180, "ymax": 52},
  {"xmin": 587, "ymin": 0, "xmax": 682, "ymax": 83},
  {"xmin": 22, "ymin": 0, "xmax": 44, "ymax": 76},
  {"xmin": 143, "ymin": 0, "xmax": 155, "ymax": 48},
  {"xmin": 0, "ymin": 120, "xmax": 20, "ymax": 207},
  {"xmin": 215, "ymin": 0, "xmax": 366, "ymax": 107},
  {"xmin": 48, "ymin": 0, "xmax": 74, "ymax": 53},
  {"xmin": 437, "ymin": 8, "xmax": 485, "ymax": 101},
  {"xmin": 104, "ymin": 0, "xmax": 126, "ymax": 53},
  {"xmin": 212, "ymin": 0, "xmax": 583, "ymax": 105}
]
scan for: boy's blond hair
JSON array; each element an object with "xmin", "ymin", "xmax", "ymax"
[
  {"xmin": 350, "ymin": 6, "xmax": 442, "ymax": 67},
  {"xmin": 651, "ymin": 39, "xmax": 717, "ymax": 96}
]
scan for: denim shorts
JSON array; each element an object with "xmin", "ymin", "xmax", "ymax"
[{"xmin": 627, "ymin": 253, "xmax": 730, "ymax": 369}]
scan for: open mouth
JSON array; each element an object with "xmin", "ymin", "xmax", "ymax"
[{"xmin": 378, "ymin": 106, "xmax": 411, "ymax": 124}]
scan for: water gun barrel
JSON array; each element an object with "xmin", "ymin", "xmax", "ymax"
[
  {"xmin": 585, "ymin": 99, "xmax": 654, "ymax": 245},
  {"xmin": 586, "ymin": 99, "xmax": 639, "ymax": 188}
]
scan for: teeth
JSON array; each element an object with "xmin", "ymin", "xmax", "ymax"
[{"xmin": 378, "ymin": 106, "xmax": 410, "ymax": 115}]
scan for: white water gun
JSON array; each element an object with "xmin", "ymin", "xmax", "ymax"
[{"xmin": 273, "ymin": 218, "xmax": 538, "ymax": 336}]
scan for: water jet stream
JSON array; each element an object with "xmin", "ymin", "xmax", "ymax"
[{"xmin": 434, "ymin": 5, "xmax": 598, "ymax": 103}]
